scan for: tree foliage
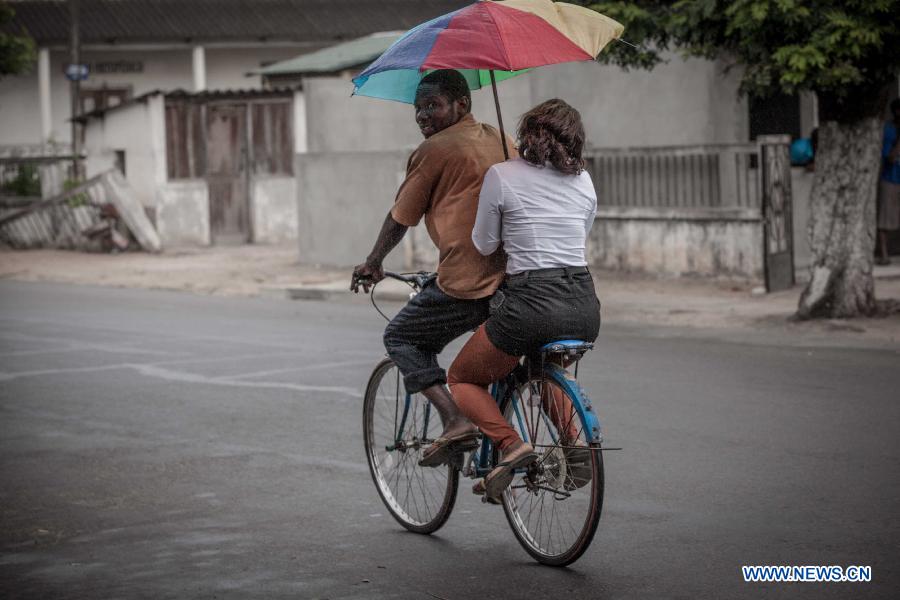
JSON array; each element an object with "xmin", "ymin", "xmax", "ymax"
[
  {"xmin": 0, "ymin": 2, "xmax": 36, "ymax": 78},
  {"xmin": 588, "ymin": 0, "xmax": 900, "ymax": 120}
]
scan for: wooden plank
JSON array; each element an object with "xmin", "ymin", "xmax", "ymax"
[
  {"xmin": 206, "ymin": 103, "xmax": 249, "ymax": 243},
  {"xmin": 0, "ymin": 172, "xmax": 106, "ymax": 226},
  {"xmin": 103, "ymin": 170, "xmax": 162, "ymax": 252},
  {"xmin": 165, "ymin": 103, "xmax": 179, "ymax": 179},
  {"xmin": 0, "ymin": 196, "xmax": 41, "ymax": 207},
  {"xmin": 192, "ymin": 103, "xmax": 207, "ymax": 177},
  {"xmin": 0, "ymin": 155, "xmax": 84, "ymax": 165},
  {"xmin": 186, "ymin": 103, "xmax": 196, "ymax": 177}
]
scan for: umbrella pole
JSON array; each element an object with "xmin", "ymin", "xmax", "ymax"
[{"xmin": 489, "ymin": 70, "xmax": 510, "ymax": 160}]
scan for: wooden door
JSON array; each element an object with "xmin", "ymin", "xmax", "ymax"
[{"xmin": 206, "ymin": 104, "xmax": 250, "ymax": 244}]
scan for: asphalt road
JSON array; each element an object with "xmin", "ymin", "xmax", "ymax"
[{"xmin": 1, "ymin": 280, "xmax": 898, "ymax": 600}]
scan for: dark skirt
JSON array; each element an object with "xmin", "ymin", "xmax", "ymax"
[{"xmin": 484, "ymin": 267, "xmax": 601, "ymax": 357}]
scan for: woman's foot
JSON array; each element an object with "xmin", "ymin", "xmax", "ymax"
[
  {"xmin": 483, "ymin": 441, "xmax": 537, "ymax": 502},
  {"xmin": 561, "ymin": 438, "xmax": 592, "ymax": 491}
]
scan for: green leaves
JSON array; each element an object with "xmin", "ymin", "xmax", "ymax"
[
  {"xmin": 588, "ymin": 1, "xmax": 674, "ymax": 69},
  {"xmin": 0, "ymin": 2, "xmax": 36, "ymax": 78},
  {"xmin": 586, "ymin": 0, "xmax": 900, "ymax": 104}
]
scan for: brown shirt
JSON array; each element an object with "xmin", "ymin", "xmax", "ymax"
[{"xmin": 391, "ymin": 114, "xmax": 515, "ymax": 299}]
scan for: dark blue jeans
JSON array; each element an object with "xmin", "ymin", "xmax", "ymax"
[{"xmin": 383, "ymin": 277, "xmax": 491, "ymax": 394}]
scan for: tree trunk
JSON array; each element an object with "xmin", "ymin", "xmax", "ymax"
[{"xmin": 796, "ymin": 118, "xmax": 881, "ymax": 319}]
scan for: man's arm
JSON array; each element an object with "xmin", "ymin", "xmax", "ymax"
[{"xmin": 350, "ymin": 212, "xmax": 408, "ymax": 293}]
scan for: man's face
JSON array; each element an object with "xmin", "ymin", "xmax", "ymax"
[{"xmin": 414, "ymin": 84, "xmax": 468, "ymax": 138}]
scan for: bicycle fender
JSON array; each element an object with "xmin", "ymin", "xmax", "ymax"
[{"xmin": 544, "ymin": 364, "xmax": 602, "ymax": 443}]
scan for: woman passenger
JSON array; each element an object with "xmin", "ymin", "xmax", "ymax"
[{"xmin": 446, "ymin": 98, "xmax": 601, "ymax": 502}]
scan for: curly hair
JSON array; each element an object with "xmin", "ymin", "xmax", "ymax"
[
  {"xmin": 517, "ymin": 99, "xmax": 585, "ymax": 175},
  {"xmin": 418, "ymin": 69, "xmax": 471, "ymax": 109}
]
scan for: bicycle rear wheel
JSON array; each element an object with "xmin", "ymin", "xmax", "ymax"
[
  {"xmin": 499, "ymin": 373, "xmax": 604, "ymax": 566},
  {"xmin": 363, "ymin": 358, "xmax": 459, "ymax": 534}
]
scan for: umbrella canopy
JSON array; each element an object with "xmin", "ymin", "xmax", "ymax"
[{"xmin": 351, "ymin": 0, "xmax": 624, "ymax": 103}]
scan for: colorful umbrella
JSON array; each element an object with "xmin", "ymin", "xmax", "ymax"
[{"xmin": 351, "ymin": 0, "xmax": 624, "ymax": 156}]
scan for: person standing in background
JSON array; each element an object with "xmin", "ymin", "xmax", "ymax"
[{"xmin": 877, "ymin": 98, "xmax": 900, "ymax": 265}]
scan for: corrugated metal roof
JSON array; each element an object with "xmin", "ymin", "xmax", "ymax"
[
  {"xmin": 4, "ymin": 0, "xmax": 469, "ymax": 45},
  {"xmin": 254, "ymin": 31, "xmax": 402, "ymax": 76},
  {"xmin": 73, "ymin": 87, "xmax": 296, "ymax": 123}
]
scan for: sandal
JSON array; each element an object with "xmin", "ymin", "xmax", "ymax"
[
  {"xmin": 472, "ymin": 479, "xmax": 501, "ymax": 505},
  {"xmin": 562, "ymin": 440, "xmax": 592, "ymax": 491},
  {"xmin": 418, "ymin": 430, "xmax": 480, "ymax": 468},
  {"xmin": 483, "ymin": 442, "xmax": 537, "ymax": 502}
]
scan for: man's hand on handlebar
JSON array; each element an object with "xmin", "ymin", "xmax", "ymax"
[{"xmin": 350, "ymin": 260, "xmax": 385, "ymax": 294}]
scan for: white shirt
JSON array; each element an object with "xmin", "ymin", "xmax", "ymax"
[{"xmin": 472, "ymin": 158, "xmax": 598, "ymax": 274}]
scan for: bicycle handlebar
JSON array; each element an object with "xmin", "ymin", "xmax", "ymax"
[
  {"xmin": 356, "ymin": 270, "xmax": 435, "ymax": 322},
  {"xmin": 382, "ymin": 271, "xmax": 434, "ymax": 290}
]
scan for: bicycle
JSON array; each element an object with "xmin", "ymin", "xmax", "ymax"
[{"xmin": 361, "ymin": 271, "xmax": 608, "ymax": 566}]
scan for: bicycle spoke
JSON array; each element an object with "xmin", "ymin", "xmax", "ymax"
[
  {"xmin": 500, "ymin": 371, "xmax": 603, "ymax": 564},
  {"xmin": 364, "ymin": 360, "xmax": 458, "ymax": 533}
]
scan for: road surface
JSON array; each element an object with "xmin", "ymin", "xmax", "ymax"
[{"xmin": 1, "ymin": 281, "xmax": 898, "ymax": 599}]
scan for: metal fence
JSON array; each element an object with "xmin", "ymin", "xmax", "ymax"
[
  {"xmin": 0, "ymin": 144, "xmax": 74, "ymax": 202},
  {"xmin": 584, "ymin": 143, "xmax": 762, "ymax": 210},
  {"xmin": 0, "ymin": 172, "xmax": 109, "ymax": 250}
]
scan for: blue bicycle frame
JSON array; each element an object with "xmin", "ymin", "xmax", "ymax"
[{"xmin": 388, "ymin": 348, "xmax": 601, "ymax": 471}]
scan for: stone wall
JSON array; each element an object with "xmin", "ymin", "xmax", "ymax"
[{"xmin": 588, "ymin": 207, "xmax": 764, "ymax": 280}]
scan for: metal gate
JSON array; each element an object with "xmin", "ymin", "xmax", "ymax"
[{"xmin": 759, "ymin": 135, "xmax": 795, "ymax": 292}]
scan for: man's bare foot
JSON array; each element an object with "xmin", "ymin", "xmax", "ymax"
[
  {"xmin": 438, "ymin": 416, "xmax": 478, "ymax": 441},
  {"xmin": 418, "ymin": 417, "xmax": 481, "ymax": 468}
]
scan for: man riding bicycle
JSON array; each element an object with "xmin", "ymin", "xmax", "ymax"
[{"xmin": 350, "ymin": 69, "xmax": 514, "ymax": 467}]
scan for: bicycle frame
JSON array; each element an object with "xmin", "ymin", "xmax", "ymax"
[
  {"xmin": 471, "ymin": 361, "xmax": 601, "ymax": 478},
  {"xmin": 385, "ymin": 360, "xmax": 600, "ymax": 473},
  {"xmin": 374, "ymin": 271, "xmax": 601, "ymax": 472}
]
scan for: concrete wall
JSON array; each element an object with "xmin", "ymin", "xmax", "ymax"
[
  {"xmin": 0, "ymin": 46, "xmax": 303, "ymax": 146},
  {"xmin": 156, "ymin": 180, "xmax": 210, "ymax": 246},
  {"xmin": 304, "ymin": 53, "xmax": 749, "ymax": 153},
  {"xmin": 296, "ymin": 151, "xmax": 409, "ymax": 268},
  {"xmin": 155, "ymin": 175, "xmax": 298, "ymax": 247},
  {"xmin": 588, "ymin": 207, "xmax": 764, "ymax": 280},
  {"xmin": 304, "ymin": 76, "xmax": 421, "ymax": 153},
  {"xmin": 83, "ymin": 94, "xmax": 167, "ymax": 209},
  {"xmin": 252, "ymin": 176, "xmax": 298, "ymax": 244},
  {"xmin": 477, "ymin": 55, "xmax": 748, "ymax": 148}
]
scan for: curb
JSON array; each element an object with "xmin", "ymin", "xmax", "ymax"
[{"xmin": 280, "ymin": 279, "xmax": 414, "ymax": 302}]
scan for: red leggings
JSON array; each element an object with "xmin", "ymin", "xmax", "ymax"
[{"xmin": 447, "ymin": 325, "xmax": 579, "ymax": 451}]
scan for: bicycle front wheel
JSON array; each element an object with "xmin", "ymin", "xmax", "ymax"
[
  {"xmin": 499, "ymin": 373, "xmax": 604, "ymax": 566},
  {"xmin": 363, "ymin": 358, "xmax": 459, "ymax": 534}
]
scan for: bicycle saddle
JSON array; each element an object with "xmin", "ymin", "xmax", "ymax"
[{"xmin": 540, "ymin": 340, "xmax": 594, "ymax": 355}]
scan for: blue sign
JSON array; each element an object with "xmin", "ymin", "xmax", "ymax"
[{"xmin": 64, "ymin": 63, "xmax": 90, "ymax": 81}]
